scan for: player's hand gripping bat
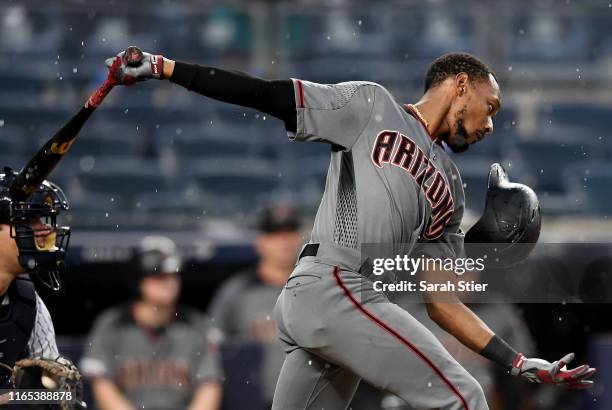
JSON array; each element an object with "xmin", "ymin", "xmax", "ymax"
[{"xmin": 105, "ymin": 46, "xmax": 164, "ymax": 85}]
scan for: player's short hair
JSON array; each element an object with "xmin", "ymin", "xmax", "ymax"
[{"xmin": 424, "ymin": 53, "xmax": 496, "ymax": 92}]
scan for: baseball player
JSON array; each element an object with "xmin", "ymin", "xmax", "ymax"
[
  {"xmin": 209, "ymin": 205, "xmax": 304, "ymax": 408},
  {"xmin": 0, "ymin": 60, "xmax": 120, "ymax": 408},
  {"xmin": 106, "ymin": 50, "xmax": 595, "ymax": 409},
  {"xmin": 80, "ymin": 235, "xmax": 223, "ymax": 410}
]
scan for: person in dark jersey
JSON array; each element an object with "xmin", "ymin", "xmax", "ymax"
[{"xmin": 0, "ymin": 62, "xmax": 119, "ymax": 403}]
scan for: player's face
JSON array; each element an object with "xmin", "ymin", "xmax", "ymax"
[
  {"xmin": 0, "ymin": 224, "xmax": 25, "ymax": 275},
  {"xmin": 256, "ymin": 230, "xmax": 303, "ymax": 271},
  {"xmin": 29, "ymin": 217, "xmax": 56, "ymax": 251},
  {"xmin": 447, "ymin": 73, "xmax": 500, "ymax": 153},
  {"xmin": 140, "ymin": 273, "xmax": 181, "ymax": 307}
]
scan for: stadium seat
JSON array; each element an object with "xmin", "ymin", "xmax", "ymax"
[
  {"xmin": 185, "ymin": 158, "xmax": 282, "ymax": 209},
  {"xmin": 539, "ymin": 103, "xmax": 612, "ymax": 135},
  {"xmin": 154, "ymin": 123, "xmax": 270, "ymax": 160},
  {"xmin": 39, "ymin": 121, "xmax": 149, "ymax": 158},
  {"xmin": 0, "ymin": 124, "xmax": 32, "ymax": 155},
  {"xmin": 564, "ymin": 161, "xmax": 612, "ymax": 215},
  {"xmin": 65, "ymin": 159, "xmax": 176, "ymax": 204},
  {"xmin": 136, "ymin": 186, "xmax": 223, "ymax": 216},
  {"xmin": 510, "ymin": 137, "xmax": 603, "ymax": 194}
]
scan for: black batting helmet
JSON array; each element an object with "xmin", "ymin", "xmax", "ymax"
[
  {"xmin": 135, "ymin": 235, "xmax": 182, "ymax": 278},
  {"xmin": 465, "ymin": 163, "xmax": 541, "ymax": 267}
]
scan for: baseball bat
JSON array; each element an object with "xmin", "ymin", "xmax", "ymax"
[
  {"xmin": 9, "ymin": 46, "xmax": 139, "ymax": 200},
  {"xmin": 9, "ymin": 107, "xmax": 93, "ymax": 200}
]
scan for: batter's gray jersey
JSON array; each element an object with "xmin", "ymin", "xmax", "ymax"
[{"xmin": 290, "ymin": 79, "xmax": 464, "ymax": 259}]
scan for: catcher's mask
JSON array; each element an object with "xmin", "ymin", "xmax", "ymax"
[
  {"xmin": 465, "ymin": 163, "xmax": 541, "ymax": 267},
  {"xmin": 0, "ymin": 167, "xmax": 70, "ymax": 291}
]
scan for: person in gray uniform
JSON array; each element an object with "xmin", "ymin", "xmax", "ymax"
[
  {"xmin": 106, "ymin": 50, "xmax": 596, "ymax": 410},
  {"xmin": 209, "ymin": 205, "xmax": 303, "ymax": 408},
  {"xmin": 80, "ymin": 235, "xmax": 223, "ymax": 410}
]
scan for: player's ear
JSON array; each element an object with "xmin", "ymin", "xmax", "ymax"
[{"xmin": 455, "ymin": 73, "xmax": 469, "ymax": 97}]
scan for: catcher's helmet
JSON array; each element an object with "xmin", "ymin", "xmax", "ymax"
[
  {"xmin": 0, "ymin": 167, "xmax": 70, "ymax": 291},
  {"xmin": 465, "ymin": 163, "xmax": 541, "ymax": 267}
]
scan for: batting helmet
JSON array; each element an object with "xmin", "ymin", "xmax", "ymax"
[
  {"xmin": 465, "ymin": 163, "xmax": 541, "ymax": 267},
  {"xmin": 0, "ymin": 167, "xmax": 70, "ymax": 291},
  {"xmin": 135, "ymin": 235, "xmax": 182, "ymax": 277}
]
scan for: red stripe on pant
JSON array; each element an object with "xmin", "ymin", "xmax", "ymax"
[
  {"xmin": 297, "ymin": 80, "xmax": 305, "ymax": 108},
  {"xmin": 332, "ymin": 266, "xmax": 470, "ymax": 410}
]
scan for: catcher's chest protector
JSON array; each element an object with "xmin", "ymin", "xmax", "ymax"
[{"xmin": 0, "ymin": 278, "xmax": 36, "ymax": 387}]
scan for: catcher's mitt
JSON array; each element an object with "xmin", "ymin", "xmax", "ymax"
[{"xmin": 8, "ymin": 357, "xmax": 86, "ymax": 409}]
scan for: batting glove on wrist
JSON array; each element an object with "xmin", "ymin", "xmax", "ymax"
[
  {"xmin": 511, "ymin": 352, "xmax": 595, "ymax": 389},
  {"xmin": 105, "ymin": 46, "xmax": 164, "ymax": 86}
]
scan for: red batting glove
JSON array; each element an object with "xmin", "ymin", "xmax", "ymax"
[
  {"xmin": 105, "ymin": 48, "xmax": 164, "ymax": 86},
  {"xmin": 85, "ymin": 57, "xmax": 121, "ymax": 108},
  {"xmin": 511, "ymin": 352, "xmax": 596, "ymax": 389}
]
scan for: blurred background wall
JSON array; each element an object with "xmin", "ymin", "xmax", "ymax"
[{"xmin": 1, "ymin": 0, "xmax": 611, "ymax": 409}]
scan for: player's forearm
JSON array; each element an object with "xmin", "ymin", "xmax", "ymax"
[
  {"xmin": 162, "ymin": 57, "xmax": 176, "ymax": 78},
  {"xmin": 419, "ymin": 263, "xmax": 521, "ymax": 367},
  {"xmin": 426, "ymin": 300, "xmax": 494, "ymax": 353},
  {"xmin": 426, "ymin": 298, "xmax": 518, "ymax": 369},
  {"xmin": 163, "ymin": 58, "xmax": 297, "ymax": 130},
  {"xmin": 188, "ymin": 381, "xmax": 222, "ymax": 410}
]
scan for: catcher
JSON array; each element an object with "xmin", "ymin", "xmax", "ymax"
[{"xmin": 0, "ymin": 59, "xmax": 121, "ymax": 409}]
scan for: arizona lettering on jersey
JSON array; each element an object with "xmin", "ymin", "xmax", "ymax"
[
  {"xmin": 371, "ymin": 130, "xmax": 455, "ymax": 240},
  {"xmin": 116, "ymin": 360, "xmax": 191, "ymax": 389}
]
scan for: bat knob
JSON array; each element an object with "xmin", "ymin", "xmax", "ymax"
[{"xmin": 124, "ymin": 46, "xmax": 144, "ymax": 67}]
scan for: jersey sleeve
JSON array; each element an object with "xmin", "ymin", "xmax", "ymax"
[
  {"xmin": 289, "ymin": 79, "xmax": 378, "ymax": 150},
  {"xmin": 27, "ymin": 293, "xmax": 59, "ymax": 359},
  {"xmin": 208, "ymin": 274, "xmax": 251, "ymax": 337},
  {"xmin": 79, "ymin": 309, "xmax": 119, "ymax": 379}
]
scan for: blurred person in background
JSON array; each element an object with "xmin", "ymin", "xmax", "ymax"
[
  {"xmin": 80, "ymin": 235, "xmax": 223, "ymax": 410},
  {"xmin": 209, "ymin": 205, "xmax": 303, "ymax": 408}
]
